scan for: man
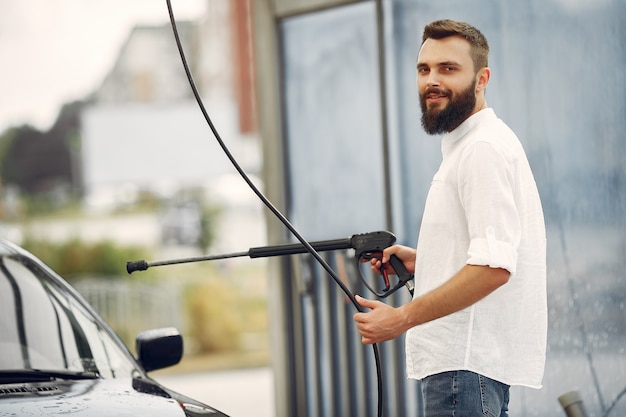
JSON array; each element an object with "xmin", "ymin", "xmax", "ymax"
[{"xmin": 353, "ymin": 20, "xmax": 547, "ymax": 417}]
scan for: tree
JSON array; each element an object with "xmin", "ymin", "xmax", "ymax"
[{"xmin": 0, "ymin": 101, "xmax": 84, "ymax": 195}]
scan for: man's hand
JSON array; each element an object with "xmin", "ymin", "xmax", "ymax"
[
  {"xmin": 353, "ymin": 295, "xmax": 408, "ymax": 344},
  {"xmin": 369, "ymin": 244, "xmax": 416, "ymax": 276}
]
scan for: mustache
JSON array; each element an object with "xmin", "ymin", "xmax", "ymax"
[{"xmin": 422, "ymin": 87, "xmax": 451, "ymax": 97}]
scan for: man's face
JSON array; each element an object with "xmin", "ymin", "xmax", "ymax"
[{"xmin": 416, "ymin": 36, "xmax": 480, "ymax": 135}]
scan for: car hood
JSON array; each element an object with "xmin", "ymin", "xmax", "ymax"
[{"xmin": 0, "ymin": 377, "xmax": 203, "ymax": 416}]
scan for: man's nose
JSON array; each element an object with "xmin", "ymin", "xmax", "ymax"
[{"xmin": 426, "ymin": 72, "xmax": 441, "ymax": 87}]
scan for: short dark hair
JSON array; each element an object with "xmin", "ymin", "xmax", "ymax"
[{"xmin": 422, "ymin": 19, "xmax": 489, "ymax": 71}]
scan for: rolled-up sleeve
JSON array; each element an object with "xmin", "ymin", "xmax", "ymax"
[{"xmin": 459, "ymin": 141, "xmax": 521, "ymax": 274}]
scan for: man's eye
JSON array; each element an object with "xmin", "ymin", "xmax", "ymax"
[
  {"xmin": 418, "ymin": 67, "xmax": 429, "ymax": 74},
  {"xmin": 444, "ymin": 66, "xmax": 457, "ymax": 72}
]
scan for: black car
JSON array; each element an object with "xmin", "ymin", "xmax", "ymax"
[{"xmin": 0, "ymin": 239, "xmax": 229, "ymax": 416}]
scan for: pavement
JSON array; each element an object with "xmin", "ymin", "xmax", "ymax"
[{"xmin": 155, "ymin": 367, "xmax": 275, "ymax": 417}]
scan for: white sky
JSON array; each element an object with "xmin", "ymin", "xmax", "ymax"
[{"xmin": 0, "ymin": 0, "xmax": 206, "ymax": 133}]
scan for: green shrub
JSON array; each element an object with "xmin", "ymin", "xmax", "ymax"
[
  {"xmin": 186, "ymin": 281, "xmax": 243, "ymax": 353},
  {"xmin": 21, "ymin": 236, "xmax": 147, "ymax": 281}
]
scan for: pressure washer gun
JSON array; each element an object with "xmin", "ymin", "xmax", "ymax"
[{"xmin": 127, "ymin": 230, "xmax": 414, "ymax": 298}]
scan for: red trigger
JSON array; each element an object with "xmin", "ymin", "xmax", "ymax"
[{"xmin": 382, "ymin": 267, "xmax": 391, "ymax": 292}]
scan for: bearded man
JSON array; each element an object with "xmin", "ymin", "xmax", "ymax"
[{"xmin": 353, "ymin": 19, "xmax": 547, "ymax": 417}]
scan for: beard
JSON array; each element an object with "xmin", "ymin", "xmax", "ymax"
[{"xmin": 420, "ymin": 80, "xmax": 477, "ymax": 135}]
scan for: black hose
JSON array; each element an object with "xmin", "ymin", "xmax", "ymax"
[{"xmin": 165, "ymin": 2, "xmax": 384, "ymax": 416}]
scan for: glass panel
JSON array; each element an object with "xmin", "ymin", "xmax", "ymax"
[
  {"xmin": 389, "ymin": 1, "xmax": 626, "ymax": 416},
  {"xmin": 281, "ymin": 2, "xmax": 386, "ymax": 240}
]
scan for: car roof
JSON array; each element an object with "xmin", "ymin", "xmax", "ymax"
[{"xmin": 0, "ymin": 239, "xmax": 24, "ymax": 256}]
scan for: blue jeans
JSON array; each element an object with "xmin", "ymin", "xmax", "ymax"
[{"xmin": 420, "ymin": 371, "xmax": 510, "ymax": 417}]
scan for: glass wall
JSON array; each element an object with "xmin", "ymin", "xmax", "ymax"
[
  {"xmin": 387, "ymin": 1, "xmax": 625, "ymax": 415},
  {"xmin": 277, "ymin": 0, "xmax": 625, "ymax": 415},
  {"xmin": 281, "ymin": 2, "xmax": 387, "ymax": 240}
]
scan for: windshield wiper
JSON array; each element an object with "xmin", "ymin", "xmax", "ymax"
[{"xmin": 0, "ymin": 369, "xmax": 100, "ymax": 383}]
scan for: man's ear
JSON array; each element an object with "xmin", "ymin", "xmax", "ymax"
[{"xmin": 476, "ymin": 67, "xmax": 491, "ymax": 93}]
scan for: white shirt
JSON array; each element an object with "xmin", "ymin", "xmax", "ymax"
[{"xmin": 405, "ymin": 108, "xmax": 547, "ymax": 388}]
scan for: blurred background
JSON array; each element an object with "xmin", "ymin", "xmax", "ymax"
[
  {"xmin": 0, "ymin": 0, "xmax": 266, "ymax": 345},
  {"xmin": 0, "ymin": 1, "xmax": 625, "ymax": 417},
  {"xmin": 0, "ymin": 1, "xmax": 271, "ymax": 412}
]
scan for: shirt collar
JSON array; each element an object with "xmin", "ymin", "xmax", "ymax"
[{"xmin": 441, "ymin": 108, "xmax": 495, "ymax": 157}]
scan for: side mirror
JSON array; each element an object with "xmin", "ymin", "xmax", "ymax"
[{"xmin": 136, "ymin": 327, "xmax": 183, "ymax": 372}]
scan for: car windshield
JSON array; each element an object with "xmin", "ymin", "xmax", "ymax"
[{"xmin": 0, "ymin": 255, "xmax": 136, "ymax": 379}]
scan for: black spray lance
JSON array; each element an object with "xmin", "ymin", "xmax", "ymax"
[{"xmin": 127, "ymin": 230, "xmax": 414, "ymax": 299}]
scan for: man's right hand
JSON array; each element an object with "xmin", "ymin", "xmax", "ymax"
[{"xmin": 370, "ymin": 244, "xmax": 416, "ymax": 276}]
